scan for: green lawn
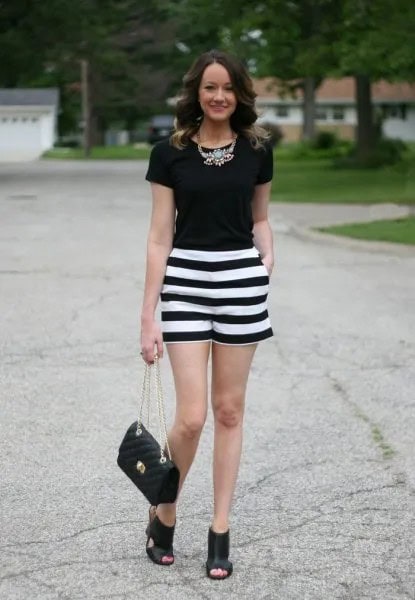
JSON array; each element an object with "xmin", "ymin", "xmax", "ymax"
[
  {"xmin": 272, "ymin": 157, "xmax": 415, "ymax": 205},
  {"xmin": 317, "ymin": 216, "xmax": 415, "ymax": 245},
  {"xmin": 43, "ymin": 145, "xmax": 152, "ymax": 160},
  {"xmin": 43, "ymin": 143, "xmax": 415, "ymax": 206}
]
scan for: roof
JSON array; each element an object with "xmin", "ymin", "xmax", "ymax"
[
  {"xmin": 0, "ymin": 88, "xmax": 59, "ymax": 107},
  {"xmin": 254, "ymin": 77, "xmax": 415, "ymax": 103}
]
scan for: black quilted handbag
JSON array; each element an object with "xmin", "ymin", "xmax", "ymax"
[{"xmin": 117, "ymin": 357, "xmax": 179, "ymax": 505}]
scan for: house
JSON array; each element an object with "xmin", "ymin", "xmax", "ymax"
[
  {"xmin": 0, "ymin": 88, "xmax": 59, "ymax": 161},
  {"xmin": 254, "ymin": 77, "xmax": 415, "ymax": 142}
]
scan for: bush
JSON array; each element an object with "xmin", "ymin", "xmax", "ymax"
[
  {"xmin": 260, "ymin": 122, "xmax": 284, "ymax": 147},
  {"xmin": 365, "ymin": 139, "xmax": 407, "ymax": 167},
  {"xmin": 287, "ymin": 138, "xmax": 353, "ymax": 160},
  {"xmin": 55, "ymin": 135, "xmax": 81, "ymax": 148},
  {"xmin": 311, "ymin": 131, "xmax": 338, "ymax": 150},
  {"xmin": 334, "ymin": 138, "xmax": 408, "ymax": 169}
]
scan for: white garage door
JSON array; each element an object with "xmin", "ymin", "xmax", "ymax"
[{"xmin": 0, "ymin": 115, "xmax": 42, "ymax": 161}]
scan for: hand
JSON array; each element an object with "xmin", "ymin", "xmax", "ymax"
[
  {"xmin": 140, "ymin": 319, "xmax": 164, "ymax": 365},
  {"xmin": 261, "ymin": 255, "xmax": 274, "ymax": 277}
]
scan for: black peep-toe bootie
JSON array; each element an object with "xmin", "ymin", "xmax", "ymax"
[
  {"xmin": 145, "ymin": 506, "xmax": 175, "ymax": 566},
  {"xmin": 206, "ymin": 528, "xmax": 233, "ymax": 580}
]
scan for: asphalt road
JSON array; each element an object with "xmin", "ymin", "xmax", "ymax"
[{"xmin": 1, "ymin": 160, "xmax": 414, "ymax": 600}]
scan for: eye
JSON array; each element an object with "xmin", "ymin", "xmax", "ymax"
[{"xmin": 205, "ymin": 85, "xmax": 215, "ymax": 90}]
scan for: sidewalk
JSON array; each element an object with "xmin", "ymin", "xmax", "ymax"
[{"xmin": 270, "ymin": 201, "xmax": 411, "ymax": 230}]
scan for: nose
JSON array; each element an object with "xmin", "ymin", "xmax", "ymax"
[{"xmin": 213, "ymin": 88, "xmax": 225, "ymax": 102}]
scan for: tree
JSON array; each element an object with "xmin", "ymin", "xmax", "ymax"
[
  {"xmin": 234, "ymin": 0, "xmax": 342, "ymax": 141},
  {"xmin": 0, "ymin": 0, "xmax": 52, "ymax": 86},
  {"xmin": 170, "ymin": 0, "xmax": 341, "ymax": 141},
  {"xmin": 172, "ymin": 0, "xmax": 415, "ymax": 160},
  {"xmin": 0, "ymin": 0, "xmax": 180, "ymax": 147},
  {"xmin": 337, "ymin": 0, "xmax": 415, "ymax": 162}
]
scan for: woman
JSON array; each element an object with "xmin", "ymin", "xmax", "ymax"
[{"xmin": 141, "ymin": 49, "xmax": 274, "ymax": 580}]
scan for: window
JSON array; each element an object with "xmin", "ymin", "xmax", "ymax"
[
  {"xmin": 276, "ymin": 105, "xmax": 289, "ymax": 118},
  {"xmin": 386, "ymin": 105, "xmax": 399, "ymax": 118},
  {"xmin": 332, "ymin": 106, "xmax": 345, "ymax": 121},
  {"xmin": 382, "ymin": 104, "xmax": 407, "ymax": 120},
  {"xmin": 316, "ymin": 107, "xmax": 327, "ymax": 121}
]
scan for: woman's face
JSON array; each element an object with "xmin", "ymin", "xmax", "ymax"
[{"xmin": 198, "ymin": 63, "xmax": 237, "ymax": 124}]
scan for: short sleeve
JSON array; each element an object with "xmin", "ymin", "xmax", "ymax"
[
  {"xmin": 145, "ymin": 141, "xmax": 173, "ymax": 188},
  {"xmin": 256, "ymin": 142, "xmax": 274, "ymax": 185}
]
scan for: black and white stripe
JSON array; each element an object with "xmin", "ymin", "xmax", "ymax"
[{"xmin": 160, "ymin": 247, "xmax": 273, "ymax": 345}]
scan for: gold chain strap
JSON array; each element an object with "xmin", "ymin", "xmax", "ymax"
[{"xmin": 137, "ymin": 356, "xmax": 172, "ymax": 462}]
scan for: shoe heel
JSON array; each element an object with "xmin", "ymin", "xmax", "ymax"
[{"xmin": 206, "ymin": 528, "xmax": 233, "ymax": 580}]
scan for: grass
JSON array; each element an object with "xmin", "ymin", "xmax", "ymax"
[
  {"xmin": 317, "ymin": 216, "xmax": 415, "ymax": 245},
  {"xmin": 43, "ymin": 145, "xmax": 152, "ymax": 160},
  {"xmin": 353, "ymin": 406, "xmax": 395, "ymax": 460},
  {"xmin": 43, "ymin": 142, "xmax": 415, "ymax": 206},
  {"xmin": 271, "ymin": 155, "xmax": 415, "ymax": 205},
  {"xmin": 371, "ymin": 426, "xmax": 395, "ymax": 459}
]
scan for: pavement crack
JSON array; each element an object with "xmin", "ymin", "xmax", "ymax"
[
  {"xmin": 21, "ymin": 572, "xmax": 71, "ymax": 599},
  {"xmin": 0, "ymin": 554, "xmax": 141, "ymax": 582},
  {"xmin": 381, "ymin": 569, "xmax": 414, "ymax": 599},
  {"xmin": 0, "ymin": 269, "xmax": 50, "ymax": 275},
  {"xmin": 330, "ymin": 376, "xmax": 398, "ymax": 461},
  {"xmin": 234, "ymin": 512, "xmax": 326, "ymax": 549},
  {"xmin": 0, "ymin": 519, "xmax": 138, "ymax": 551},
  {"xmin": 71, "ymin": 291, "xmax": 123, "ymax": 322},
  {"xmin": 2, "ymin": 337, "xmax": 120, "ymax": 364}
]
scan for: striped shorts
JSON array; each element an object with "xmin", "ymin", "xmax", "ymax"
[{"xmin": 160, "ymin": 247, "xmax": 273, "ymax": 345}]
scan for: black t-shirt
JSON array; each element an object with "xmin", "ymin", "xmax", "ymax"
[{"xmin": 145, "ymin": 135, "xmax": 273, "ymax": 251}]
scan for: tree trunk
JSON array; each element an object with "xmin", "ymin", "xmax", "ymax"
[
  {"xmin": 81, "ymin": 59, "xmax": 91, "ymax": 157},
  {"xmin": 90, "ymin": 113, "xmax": 104, "ymax": 146},
  {"xmin": 355, "ymin": 74, "xmax": 375, "ymax": 162},
  {"xmin": 302, "ymin": 76, "xmax": 316, "ymax": 141}
]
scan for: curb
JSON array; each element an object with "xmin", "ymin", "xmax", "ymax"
[{"xmin": 288, "ymin": 223, "xmax": 415, "ymax": 257}]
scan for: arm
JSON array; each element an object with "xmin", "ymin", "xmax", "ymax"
[
  {"xmin": 252, "ymin": 181, "xmax": 274, "ymax": 276},
  {"xmin": 140, "ymin": 183, "xmax": 175, "ymax": 364}
]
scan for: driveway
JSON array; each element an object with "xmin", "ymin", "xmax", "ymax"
[{"xmin": 1, "ymin": 160, "xmax": 414, "ymax": 600}]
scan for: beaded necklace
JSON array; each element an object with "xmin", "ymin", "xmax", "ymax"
[{"xmin": 196, "ymin": 131, "xmax": 237, "ymax": 167}]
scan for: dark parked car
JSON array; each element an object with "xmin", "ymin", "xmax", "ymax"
[{"xmin": 147, "ymin": 114, "xmax": 175, "ymax": 144}]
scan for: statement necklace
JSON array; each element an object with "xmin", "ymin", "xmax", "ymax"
[{"xmin": 196, "ymin": 131, "xmax": 237, "ymax": 167}]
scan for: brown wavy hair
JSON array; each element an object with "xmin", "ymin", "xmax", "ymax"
[{"xmin": 171, "ymin": 49, "xmax": 268, "ymax": 149}]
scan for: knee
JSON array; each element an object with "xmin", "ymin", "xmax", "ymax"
[
  {"xmin": 214, "ymin": 396, "xmax": 244, "ymax": 428},
  {"xmin": 176, "ymin": 414, "xmax": 206, "ymax": 440}
]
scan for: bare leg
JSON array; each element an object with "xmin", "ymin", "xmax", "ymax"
[
  {"xmin": 152, "ymin": 342, "xmax": 210, "ymax": 543},
  {"xmin": 209, "ymin": 342, "xmax": 257, "ymax": 577}
]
